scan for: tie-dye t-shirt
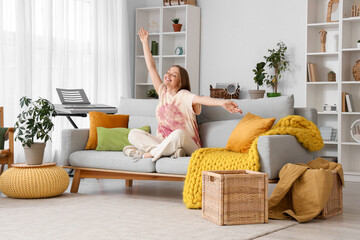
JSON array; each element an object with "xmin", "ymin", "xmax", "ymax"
[{"xmin": 156, "ymin": 84, "xmax": 201, "ymax": 148}]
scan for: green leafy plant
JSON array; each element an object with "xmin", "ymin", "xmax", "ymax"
[
  {"xmin": 14, "ymin": 96, "xmax": 56, "ymax": 147},
  {"xmin": 264, "ymin": 41, "xmax": 289, "ymax": 93},
  {"xmin": 252, "ymin": 62, "xmax": 266, "ymax": 90},
  {"xmin": 328, "ymin": 71, "xmax": 335, "ymax": 74},
  {"xmin": 172, "ymin": 18, "xmax": 180, "ymax": 24},
  {"xmin": 358, "ymin": 40, "xmax": 360, "ymax": 43},
  {"xmin": 146, "ymin": 89, "xmax": 158, "ymax": 99}
]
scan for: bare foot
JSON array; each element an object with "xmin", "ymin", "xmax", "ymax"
[{"xmin": 143, "ymin": 152, "xmax": 153, "ymax": 158}]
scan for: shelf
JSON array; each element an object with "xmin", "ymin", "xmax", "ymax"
[
  {"xmin": 163, "ymin": 5, "xmax": 187, "ymax": 9},
  {"xmin": 341, "ymin": 112, "xmax": 360, "ymax": 115},
  {"xmin": 341, "ymin": 142, "xmax": 360, "ymax": 146},
  {"xmin": 318, "ymin": 112, "xmax": 338, "ymax": 115},
  {"xmin": 136, "ymin": 55, "xmax": 160, "ymax": 58},
  {"xmin": 163, "ymin": 31, "xmax": 186, "ymax": 35},
  {"xmin": 343, "ymin": 17, "xmax": 360, "ymax": 23},
  {"xmin": 307, "ymin": 22, "xmax": 339, "ymax": 28},
  {"xmin": 136, "ymin": 33, "xmax": 160, "ymax": 36},
  {"xmin": 324, "ymin": 141, "xmax": 338, "ymax": 145},
  {"xmin": 342, "ymin": 81, "xmax": 360, "ymax": 84},
  {"xmin": 342, "ymin": 48, "xmax": 360, "ymax": 52},
  {"xmin": 307, "ymin": 52, "xmax": 338, "ymax": 56},
  {"xmin": 307, "ymin": 81, "xmax": 338, "ymax": 85},
  {"xmin": 137, "ymin": 7, "xmax": 161, "ymax": 11},
  {"xmin": 136, "ymin": 83, "xmax": 153, "ymax": 86},
  {"xmin": 163, "ymin": 55, "xmax": 185, "ymax": 58}
]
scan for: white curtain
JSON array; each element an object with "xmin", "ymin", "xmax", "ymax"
[{"xmin": 0, "ymin": 0, "xmax": 131, "ymax": 163}]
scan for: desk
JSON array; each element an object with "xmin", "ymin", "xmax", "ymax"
[{"xmin": 54, "ymin": 104, "xmax": 117, "ymax": 129}]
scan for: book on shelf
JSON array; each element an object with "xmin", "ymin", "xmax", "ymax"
[
  {"xmin": 307, "ymin": 62, "xmax": 318, "ymax": 82},
  {"xmin": 345, "ymin": 93, "xmax": 354, "ymax": 112},
  {"xmin": 342, "ymin": 92, "xmax": 348, "ymax": 112}
]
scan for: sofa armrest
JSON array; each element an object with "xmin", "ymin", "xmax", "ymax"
[
  {"xmin": 59, "ymin": 129, "xmax": 89, "ymax": 166},
  {"xmin": 257, "ymin": 135, "xmax": 314, "ymax": 180}
]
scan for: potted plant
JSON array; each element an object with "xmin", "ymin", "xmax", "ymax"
[
  {"xmin": 146, "ymin": 88, "xmax": 158, "ymax": 99},
  {"xmin": 249, "ymin": 62, "xmax": 266, "ymax": 99},
  {"xmin": 14, "ymin": 96, "xmax": 56, "ymax": 165},
  {"xmin": 172, "ymin": 18, "xmax": 182, "ymax": 32},
  {"xmin": 357, "ymin": 40, "xmax": 360, "ymax": 48},
  {"xmin": 264, "ymin": 41, "xmax": 289, "ymax": 97},
  {"xmin": 328, "ymin": 71, "xmax": 336, "ymax": 81}
]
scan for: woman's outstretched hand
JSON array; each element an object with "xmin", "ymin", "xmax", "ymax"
[
  {"xmin": 222, "ymin": 100, "xmax": 243, "ymax": 114},
  {"xmin": 138, "ymin": 27, "xmax": 149, "ymax": 44}
]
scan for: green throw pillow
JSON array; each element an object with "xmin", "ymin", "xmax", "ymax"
[
  {"xmin": 95, "ymin": 126, "xmax": 151, "ymax": 151},
  {"xmin": 0, "ymin": 127, "xmax": 8, "ymax": 150}
]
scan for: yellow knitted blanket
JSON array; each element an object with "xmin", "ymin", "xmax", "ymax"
[{"xmin": 183, "ymin": 115, "xmax": 324, "ymax": 209}]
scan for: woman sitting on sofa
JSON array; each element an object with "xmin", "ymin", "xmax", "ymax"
[{"xmin": 123, "ymin": 28, "xmax": 242, "ymax": 162}]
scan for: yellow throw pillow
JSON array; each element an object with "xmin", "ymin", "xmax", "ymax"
[
  {"xmin": 85, "ymin": 112, "xmax": 129, "ymax": 150},
  {"xmin": 226, "ymin": 113, "xmax": 275, "ymax": 153}
]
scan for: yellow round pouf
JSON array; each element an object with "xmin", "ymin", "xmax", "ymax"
[{"xmin": 0, "ymin": 163, "xmax": 70, "ymax": 199}]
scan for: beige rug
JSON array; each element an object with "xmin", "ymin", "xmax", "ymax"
[{"xmin": 0, "ymin": 193, "xmax": 298, "ymax": 240}]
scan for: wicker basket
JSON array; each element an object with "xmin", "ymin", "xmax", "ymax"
[
  {"xmin": 202, "ymin": 170, "xmax": 268, "ymax": 225},
  {"xmin": 316, "ymin": 170, "xmax": 343, "ymax": 219},
  {"xmin": 210, "ymin": 85, "xmax": 240, "ymax": 99},
  {"xmin": 353, "ymin": 60, "xmax": 360, "ymax": 81}
]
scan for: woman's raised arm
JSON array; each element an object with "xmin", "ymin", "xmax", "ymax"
[{"xmin": 138, "ymin": 28, "xmax": 162, "ymax": 94}]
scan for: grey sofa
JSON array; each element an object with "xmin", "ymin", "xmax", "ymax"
[{"xmin": 60, "ymin": 95, "xmax": 317, "ymax": 192}]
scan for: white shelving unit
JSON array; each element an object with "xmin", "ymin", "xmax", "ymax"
[
  {"xmin": 134, "ymin": 5, "xmax": 200, "ymax": 98},
  {"xmin": 306, "ymin": 0, "xmax": 360, "ymax": 182}
]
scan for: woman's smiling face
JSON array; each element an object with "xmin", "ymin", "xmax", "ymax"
[{"xmin": 164, "ymin": 66, "xmax": 181, "ymax": 91}]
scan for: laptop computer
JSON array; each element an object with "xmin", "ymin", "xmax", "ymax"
[{"xmin": 55, "ymin": 88, "xmax": 117, "ymax": 114}]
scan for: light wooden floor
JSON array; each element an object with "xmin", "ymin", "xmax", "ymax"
[{"xmin": 69, "ymin": 178, "xmax": 360, "ymax": 239}]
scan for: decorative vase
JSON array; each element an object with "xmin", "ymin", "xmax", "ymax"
[
  {"xmin": 267, "ymin": 92, "xmax": 281, "ymax": 98},
  {"xmin": 173, "ymin": 24, "xmax": 182, "ymax": 32},
  {"xmin": 249, "ymin": 90, "xmax": 265, "ymax": 99},
  {"xmin": 24, "ymin": 142, "xmax": 46, "ymax": 165}
]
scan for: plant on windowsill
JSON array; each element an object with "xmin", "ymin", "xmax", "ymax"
[
  {"xmin": 146, "ymin": 88, "xmax": 158, "ymax": 99},
  {"xmin": 172, "ymin": 18, "xmax": 182, "ymax": 32},
  {"xmin": 264, "ymin": 41, "xmax": 289, "ymax": 97},
  {"xmin": 14, "ymin": 96, "xmax": 56, "ymax": 165},
  {"xmin": 249, "ymin": 62, "xmax": 266, "ymax": 99}
]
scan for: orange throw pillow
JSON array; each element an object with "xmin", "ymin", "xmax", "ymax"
[
  {"xmin": 226, "ymin": 113, "xmax": 275, "ymax": 153},
  {"xmin": 85, "ymin": 112, "xmax": 129, "ymax": 150}
]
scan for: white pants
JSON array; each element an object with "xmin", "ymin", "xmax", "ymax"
[{"xmin": 128, "ymin": 129, "xmax": 199, "ymax": 161}]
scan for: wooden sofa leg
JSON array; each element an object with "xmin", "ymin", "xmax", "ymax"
[
  {"xmin": 125, "ymin": 179, "xmax": 133, "ymax": 187},
  {"xmin": 71, "ymin": 169, "xmax": 81, "ymax": 193}
]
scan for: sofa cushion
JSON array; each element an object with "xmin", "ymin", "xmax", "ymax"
[
  {"xmin": 226, "ymin": 113, "xmax": 275, "ymax": 153},
  {"xmin": 118, "ymin": 97, "xmax": 158, "ymax": 117},
  {"xmin": 128, "ymin": 116, "xmax": 158, "ymax": 136},
  {"xmin": 95, "ymin": 126, "xmax": 150, "ymax": 151},
  {"xmin": 155, "ymin": 157, "xmax": 190, "ymax": 175},
  {"xmin": 199, "ymin": 119, "xmax": 239, "ymax": 148},
  {"xmin": 85, "ymin": 112, "xmax": 129, "ymax": 150},
  {"xmin": 197, "ymin": 95, "xmax": 294, "ymax": 124},
  {"xmin": 70, "ymin": 150, "xmax": 156, "ymax": 172}
]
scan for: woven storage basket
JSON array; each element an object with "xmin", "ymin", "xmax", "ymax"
[
  {"xmin": 354, "ymin": 60, "xmax": 360, "ymax": 81},
  {"xmin": 209, "ymin": 85, "xmax": 240, "ymax": 99},
  {"xmin": 202, "ymin": 170, "xmax": 268, "ymax": 225},
  {"xmin": 316, "ymin": 170, "xmax": 343, "ymax": 219},
  {"xmin": 328, "ymin": 72, "xmax": 336, "ymax": 81}
]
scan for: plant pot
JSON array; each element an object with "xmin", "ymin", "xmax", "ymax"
[
  {"xmin": 249, "ymin": 90, "xmax": 265, "ymax": 99},
  {"xmin": 267, "ymin": 92, "xmax": 282, "ymax": 98},
  {"xmin": 24, "ymin": 142, "xmax": 46, "ymax": 165},
  {"xmin": 172, "ymin": 24, "xmax": 182, "ymax": 32},
  {"xmin": 357, "ymin": 42, "xmax": 360, "ymax": 48}
]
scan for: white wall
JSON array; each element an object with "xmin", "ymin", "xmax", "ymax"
[{"xmin": 128, "ymin": 0, "xmax": 307, "ymax": 107}]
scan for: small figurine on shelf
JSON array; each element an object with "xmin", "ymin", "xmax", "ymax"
[
  {"xmin": 172, "ymin": 18, "xmax": 182, "ymax": 32},
  {"xmin": 319, "ymin": 29, "xmax": 327, "ymax": 52}
]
